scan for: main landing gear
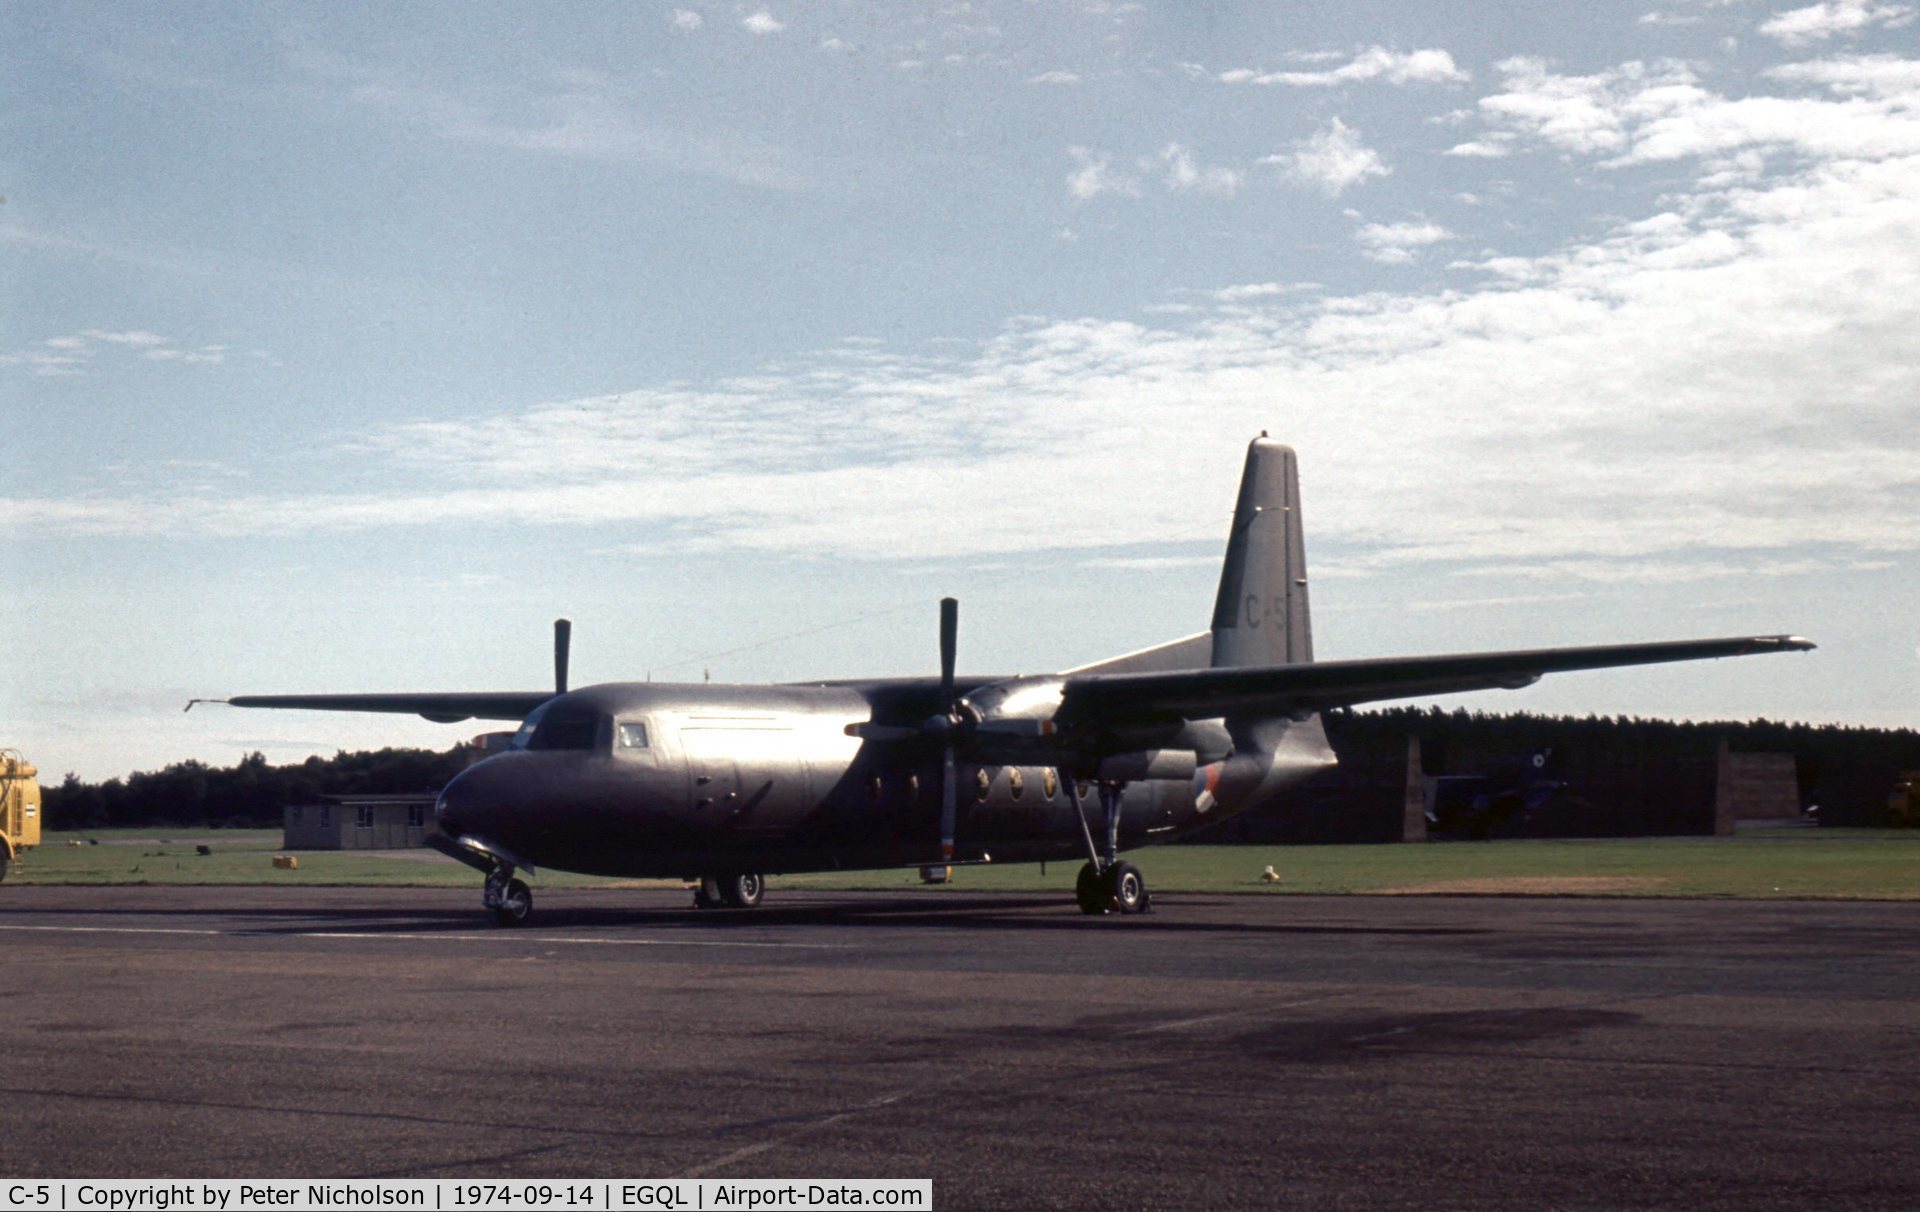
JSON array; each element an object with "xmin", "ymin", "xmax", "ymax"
[
  {"xmin": 693, "ymin": 872, "xmax": 765, "ymax": 910},
  {"xmin": 1066, "ymin": 775, "xmax": 1152, "ymax": 916}
]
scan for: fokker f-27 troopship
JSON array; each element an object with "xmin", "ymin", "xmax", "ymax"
[{"xmin": 201, "ymin": 437, "xmax": 1813, "ymax": 924}]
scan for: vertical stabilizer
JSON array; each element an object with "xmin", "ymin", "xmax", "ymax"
[{"xmin": 1209, "ymin": 437, "xmax": 1312, "ymax": 669}]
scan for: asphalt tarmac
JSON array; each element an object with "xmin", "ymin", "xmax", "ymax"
[{"xmin": 3, "ymin": 885, "xmax": 1916, "ymax": 1209}]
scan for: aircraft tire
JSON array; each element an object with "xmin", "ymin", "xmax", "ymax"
[
  {"xmin": 1075, "ymin": 862, "xmax": 1106, "ymax": 914},
  {"xmin": 491, "ymin": 877, "xmax": 532, "ymax": 927},
  {"xmin": 721, "ymin": 872, "xmax": 764, "ymax": 909},
  {"xmin": 1108, "ymin": 862, "xmax": 1149, "ymax": 915}
]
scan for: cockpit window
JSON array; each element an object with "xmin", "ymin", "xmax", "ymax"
[
  {"xmin": 524, "ymin": 702, "xmax": 603, "ymax": 751},
  {"xmin": 617, "ymin": 721, "xmax": 650, "ymax": 749},
  {"xmin": 509, "ymin": 701, "xmax": 551, "ymax": 751}
]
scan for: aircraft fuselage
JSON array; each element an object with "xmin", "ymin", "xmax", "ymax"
[{"xmin": 434, "ymin": 680, "xmax": 1336, "ymax": 879}]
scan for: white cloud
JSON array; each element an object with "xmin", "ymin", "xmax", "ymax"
[
  {"xmin": 1445, "ymin": 138, "xmax": 1513, "ymax": 158},
  {"xmin": 83, "ymin": 328, "xmax": 169, "ymax": 347},
  {"xmin": 15, "ymin": 132, "xmax": 1917, "ymax": 576},
  {"xmin": 1263, "ymin": 118, "xmax": 1390, "ymax": 195},
  {"xmin": 1759, "ymin": 0, "xmax": 1914, "ymax": 46},
  {"xmin": 1768, "ymin": 53, "xmax": 1920, "ymax": 95},
  {"xmin": 1158, "ymin": 143, "xmax": 1243, "ymax": 195},
  {"xmin": 10, "ymin": 56, "xmax": 1920, "ymax": 601},
  {"xmin": 1028, "ymin": 70, "xmax": 1081, "ymax": 85},
  {"xmin": 1218, "ymin": 47, "xmax": 1469, "ymax": 88},
  {"xmin": 1211, "ymin": 282, "xmax": 1316, "ymax": 303},
  {"xmin": 0, "ymin": 351, "xmax": 85, "ymax": 377},
  {"xmin": 741, "ymin": 10, "xmax": 785, "ymax": 35},
  {"xmin": 1353, "ymin": 221, "xmax": 1453, "ymax": 264},
  {"xmin": 1465, "ymin": 54, "xmax": 1920, "ymax": 166},
  {"xmin": 1066, "ymin": 146, "xmax": 1140, "ymax": 200},
  {"xmin": 670, "ymin": 9, "xmax": 703, "ymax": 31}
]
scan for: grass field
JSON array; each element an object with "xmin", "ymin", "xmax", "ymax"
[{"xmin": 7, "ymin": 827, "xmax": 1920, "ymax": 899}]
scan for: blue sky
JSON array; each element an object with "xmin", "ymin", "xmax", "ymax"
[{"xmin": 5, "ymin": 1, "xmax": 1916, "ymax": 781}]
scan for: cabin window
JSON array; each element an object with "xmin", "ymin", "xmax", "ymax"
[
  {"xmin": 975, "ymin": 769, "xmax": 991, "ymax": 801},
  {"xmin": 1042, "ymin": 769, "xmax": 1058, "ymax": 800},
  {"xmin": 907, "ymin": 774, "xmax": 920, "ymax": 803},
  {"xmin": 868, "ymin": 775, "xmax": 883, "ymax": 803},
  {"xmin": 1008, "ymin": 769, "xmax": 1025, "ymax": 799},
  {"xmin": 617, "ymin": 721, "xmax": 650, "ymax": 750}
]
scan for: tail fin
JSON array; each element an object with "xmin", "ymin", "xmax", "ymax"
[{"xmin": 1209, "ymin": 436, "xmax": 1312, "ymax": 669}]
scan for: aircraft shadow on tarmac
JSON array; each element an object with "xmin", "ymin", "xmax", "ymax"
[{"xmin": 4, "ymin": 891, "xmax": 1484, "ymax": 939}]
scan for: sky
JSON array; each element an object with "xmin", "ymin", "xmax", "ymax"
[{"xmin": 4, "ymin": 1, "xmax": 1917, "ymax": 783}]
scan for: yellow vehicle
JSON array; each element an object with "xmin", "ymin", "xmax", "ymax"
[{"xmin": 1, "ymin": 750, "xmax": 40, "ymax": 882}]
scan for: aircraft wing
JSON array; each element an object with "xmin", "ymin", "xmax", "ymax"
[
  {"xmin": 1056, "ymin": 635, "xmax": 1815, "ymax": 724},
  {"xmin": 215, "ymin": 692, "xmax": 553, "ymax": 724}
]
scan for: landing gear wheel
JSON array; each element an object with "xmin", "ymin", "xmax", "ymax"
[
  {"xmin": 1107, "ymin": 861, "xmax": 1149, "ymax": 915},
  {"xmin": 1075, "ymin": 862, "xmax": 1106, "ymax": 914},
  {"xmin": 694, "ymin": 873, "xmax": 764, "ymax": 909},
  {"xmin": 720, "ymin": 872, "xmax": 764, "ymax": 908},
  {"xmin": 490, "ymin": 877, "xmax": 532, "ymax": 927}
]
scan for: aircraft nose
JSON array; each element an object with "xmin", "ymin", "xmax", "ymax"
[{"xmin": 436, "ymin": 764, "xmax": 485, "ymax": 838}]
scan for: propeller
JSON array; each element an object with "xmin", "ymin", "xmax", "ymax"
[
  {"xmin": 835, "ymin": 597, "xmax": 971, "ymax": 861},
  {"xmin": 554, "ymin": 618, "xmax": 572, "ymax": 695},
  {"xmin": 937, "ymin": 597, "xmax": 958, "ymax": 863}
]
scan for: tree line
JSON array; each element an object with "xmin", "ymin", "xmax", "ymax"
[{"xmin": 44, "ymin": 746, "xmax": 472, "ymax": 830}]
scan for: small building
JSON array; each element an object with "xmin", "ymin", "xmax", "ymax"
[{"xmin": 284, "ymin": 795, "xmax": 441, "ymax": 850}]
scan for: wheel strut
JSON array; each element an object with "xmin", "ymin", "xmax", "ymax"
[{"xmin": 1064, "ymin": 773, "xmax": 1151, "ymax": 915}]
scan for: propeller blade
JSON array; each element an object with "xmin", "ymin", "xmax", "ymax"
[
  {"xmin": 941, "ymin": 741, "xmax": 957, "ymax": 863},
  {"xmin": 554, "ymin": 618, "xmax": 572, "ymax": 695},
  {"xmin": 939, "ymin": 597, "xmax": 957, "ymax": 712},
  {"xmin": 939, "ymin": 596, "xmax": 959, "ymax": 863}
]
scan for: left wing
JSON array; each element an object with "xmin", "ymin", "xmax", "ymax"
[
  {"xmin": 193, "ymin": 619, "xmax": 576, "ymax": 724},
  {"xmin": 206, "ymin": 692, "xmax": 555, "ymax": 724},
  {"xmin": 1056, "ymin": 635, "xmax": 1815, "ymax": 725}
]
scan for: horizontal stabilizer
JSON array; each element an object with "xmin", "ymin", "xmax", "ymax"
[
  {"xmin": 1063, "ymin": 632, "xmax": 1212, "ymax": 677},
  {"xmin": 1058, "ymin": 635, "xmax": 1815, "ymax": 723}
]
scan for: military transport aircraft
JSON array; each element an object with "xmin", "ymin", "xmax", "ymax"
[{"xmin": 197, "ymin": 437, "xmax": 1812, "ymax": 924}]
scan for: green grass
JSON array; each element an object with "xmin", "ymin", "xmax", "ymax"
[{"xmin": 8, "ymin": 828, "xmax": 1920, "ymax": 899}]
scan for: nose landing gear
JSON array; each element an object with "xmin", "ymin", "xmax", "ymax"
[
  {"xmin": 486, "ymin": 871, "xmax": 532, "ymax": 927},
  {"xmin": 425, "ymin": 834, "xmax": 539, "ymax": 927}
]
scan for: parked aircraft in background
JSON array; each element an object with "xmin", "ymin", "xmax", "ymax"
[{"xmin": 198, "ymin": 437, "xmax": 1813, "ymax": 923}]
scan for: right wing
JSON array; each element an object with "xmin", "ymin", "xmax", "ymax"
[{"xmin": 1056, "ymin": 635, "xmax": 1815, "ymax": 725}]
